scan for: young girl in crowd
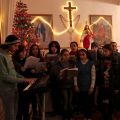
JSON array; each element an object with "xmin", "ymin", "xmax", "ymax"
[
  {"xmin": 69, "ymin": 41, "xmax": 79, "ymax": 58},
  {"xmin": 24, "ymin": 44, "xmax": 44, "ymax": 77},
  {"xmin": 97, "ymin": 44, "xmax": 120, "ymax": 120},
  {"xmin": 69, "ymin": 41, "xmax": 79, "ymax": 111},
  {"xmin": 45, "ymin": 41, "xmax": 62, "ymax": 116},
  {"xmin": 75, "ymin": 48, "xmax": 96, "ymax": 120},
  {"xmin": 47, "ymin": 41, "xmax": 60, "ymax": 55},
  {"xmin": 51, "ymin": 49, "xmax": 77, "ymax": 120},
  {"xmin": 23, "ymin": 44, "xmax": 45, "ymax": 119},
  {"xmin": 12, "ymin": 45, "xmax": 30, "ymax": 120}
]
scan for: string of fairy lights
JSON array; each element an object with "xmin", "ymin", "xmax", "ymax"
[
  {"xmin": 31, "ymin": 1, "xmax": 112, "ymax": 37},
  {"xmin": 31, "ymin": 16, "xmax": 112, "ymax": 36}
]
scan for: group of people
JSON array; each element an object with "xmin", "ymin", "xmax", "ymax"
[{"xmin": 0, "ymin": 34, "xmax": 120, "ymax": 120}]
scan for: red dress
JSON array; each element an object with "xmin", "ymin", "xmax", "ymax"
[
  {"xmin": 83, "ymin": 35, "xmax": 91, "ymax": 49},
  {"xmin": 82, "ymin": 32, "xmax": 93, "ymax": 49}
]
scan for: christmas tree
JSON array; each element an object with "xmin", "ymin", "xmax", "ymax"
[{"xmin": 12, "ymin": 1, "xmax": 38, "ymax": 46}]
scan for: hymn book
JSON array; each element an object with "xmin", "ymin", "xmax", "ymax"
[
  {"xmin": 59, "ymin": 67, "xmax": 78, "ymax": 79},
  {"xmin": 24, "ymin": 56, "xmax": 47, "ymax": 73},
  {"xmin": 45, "ymin": 54, "xmax": 59, "ymax": 62},
  {"xmin": 23, "ymin": 75, "xmax": 49, "ymax": 91}
]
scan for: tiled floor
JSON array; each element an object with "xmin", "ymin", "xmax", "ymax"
[
  {"xmin": 31, "ymin": 110, "xmax": 120, "ymax": 120},
  {"xmin": 1, "ymin": 94, "xmax": 120, "ymax": 120},
  {"xmin": 32, "ymin": 92, "xmax": 120, "ymax": 120},
  {"xmin": 42, "ymin": 113, "xmax": 102, "ymax": 120}
]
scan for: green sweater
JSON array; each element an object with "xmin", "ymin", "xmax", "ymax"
[{"xmin": 0, "ymin": 49, "xmax": 25, "ymax": 91}]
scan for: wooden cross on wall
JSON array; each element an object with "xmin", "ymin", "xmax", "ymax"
[{"xmin": 64, "ymin": 1, "xmax": 77, "ymax": 28}]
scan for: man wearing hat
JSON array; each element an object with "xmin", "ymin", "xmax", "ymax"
[{"xmin": 0, "ymin": 35, "xmax": 36, "ymax": 120}]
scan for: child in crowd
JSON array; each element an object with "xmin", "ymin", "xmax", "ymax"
[
  {"xmin": 23, "ymin": 44, "xmax": 45, "ymax": 119},
  {"xmin": 110, "ymin": 42, "xmax": 120, "ymax": 112},
  {"xmin": 75, "ymin": 48, "xmax": 96, "ymax": 120},
  {"xmin": 50, "ymin": 49, "xmax": 77, "ymax": 120},
  {"xmin": 97, "ymin": 44, "xmax": 120, "ymax": 120},
  {"xmin": 69, "ymin": 41, "xmax": 79, "ymax": 58},
  {"xmin": 60, "ymin": 49, "xmax": 78, "ymax": 120},
  {"xmin": 12, "ymin": 45, "xmax": 30, "ymax": 120},
  {"xmin": 69, "ymin": 41, "xmax": 79, "ymax": 112},
  {"xmin": 46, "ymin": 41, "xmax": 61, "ymax": 116}
]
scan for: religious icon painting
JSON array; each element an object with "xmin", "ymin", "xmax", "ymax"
[
  {"xmin": 30, "ymin": 14, "xmax": 53, "ymax": 48},
  {"xmin": 89, "ymin": 15, "xmax": 112, "ymax": 47}
]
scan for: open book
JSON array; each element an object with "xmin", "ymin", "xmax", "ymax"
[
  {"xmin": 35, "ymin": 62, "xmax": 47, "ymax": 73},
  {"xmin": 45, "ymin": 54, "xmax": 59, "ymax": 62},
  {"xmin": 60, "ymin": 67, "xmax": 78, "ymax": 79},
  {"xmin": 24, "ymin": 56, "xmax": 47, "ymax": 73},
  {"xmin": 69, "ymin": 55, "xmax": 77, "ymax": 66},
  {"xmin": 69, "ymin": 55, "xmax": 77, "ymax": 61},
  {"xmin": 23, "ymin": 75, "xmax": 49, "ymax": 91},
  {"xmin": 24, "ymin": 56, "xmax": 40, "ymax": 69}
]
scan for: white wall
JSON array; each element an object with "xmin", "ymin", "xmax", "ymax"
[{"xmin": 8, "ymin": 0, "xmax": 120, "ymax": 49}]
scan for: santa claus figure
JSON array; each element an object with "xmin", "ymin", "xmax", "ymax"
[{"xmin": 80, "ymin": 25, "xmax": 93, "ymax": 49}]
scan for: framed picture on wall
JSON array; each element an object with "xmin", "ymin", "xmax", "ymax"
[
  {"xmin": 30, "ymin": 14, "xmax": 53, "ymax": 48},
  {"xmin": 89, "ymin": 15, "xmax": 112, "ymax": 47}
]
